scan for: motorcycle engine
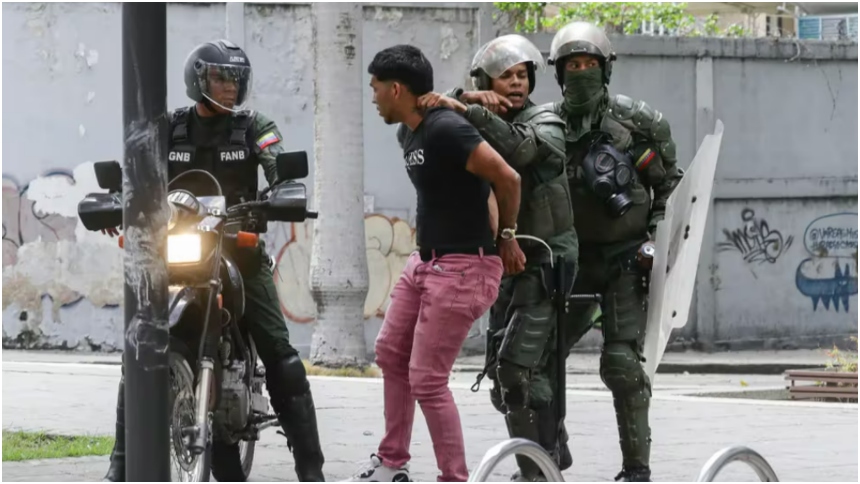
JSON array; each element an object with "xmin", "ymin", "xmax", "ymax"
[{"xmin": 214, "ymin": 360, "xmax": 251, "ymax": 435}]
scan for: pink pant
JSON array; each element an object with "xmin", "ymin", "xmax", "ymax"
[{"xmin": 375, "ymin": 251, "xmax": 503, "ymax": 482}]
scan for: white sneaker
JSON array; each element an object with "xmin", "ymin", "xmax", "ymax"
[{"xmin": 347, "ymin": 454, "xmax": 411, "ymax": 482}]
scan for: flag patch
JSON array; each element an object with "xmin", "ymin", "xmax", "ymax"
[
  {"xmin": 635, "ymin": 148, "xmax": 656, "ymax": 171},
  {"xmin": 256, "ymin": 131, "xmax": 280, "ymax": 150}
]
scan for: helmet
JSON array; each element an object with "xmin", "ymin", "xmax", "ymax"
[
  {"xmin": 547, "ymin": 22, "xmax": 616, "ymax": 86},
  {"xmin": 183, "ymin": 39, "xmax": 253, "ymax": 112},
  {"xmin": 469, "ymin": 34, "xmax": 546, "ymax": 94}
]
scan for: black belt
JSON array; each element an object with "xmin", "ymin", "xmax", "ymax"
[{"xmin": 419, "ymin": 245, "xmax": 497, "ymax": 262}]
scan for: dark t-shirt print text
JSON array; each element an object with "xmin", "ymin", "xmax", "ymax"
[{"xmin": 400, "ymin": 107, "xmax": 494, "ymax": 250}]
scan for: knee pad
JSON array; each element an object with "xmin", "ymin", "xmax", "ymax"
[
  {"xmin": 266, "ymin": 354, "xmax": 310, "ymax": 402},
  {"xmin": 496, "ymin": 361, "xmax": 531, "ymax": 410},
  {"xmin": 599, "ymin": 342, "xmax": 648, "ymax": 395}
]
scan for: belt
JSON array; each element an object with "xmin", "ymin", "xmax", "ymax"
[{"xmin": 419, "ymin": 245, "xmax": 498, "ymax": 262}]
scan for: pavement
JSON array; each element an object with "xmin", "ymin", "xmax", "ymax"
[{"xmin": 2, "ymin": 349, "xmax": 857, "ymax": 482}]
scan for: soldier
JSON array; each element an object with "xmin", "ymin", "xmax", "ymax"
[
  {"xmin": 546, "ymin": 22, "xmax": 684, "ymax": 482},
  {"xmin": 101, "ymin": 39, "xmax": 325, "ymax": 482},
  {"xmin": 418, "ymin": 34, "xmax": 579, "ymax": 481}
]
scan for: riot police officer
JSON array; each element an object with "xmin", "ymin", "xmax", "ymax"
[
  {"xmin": 545, "ymin": 22, "xmax": 684, "ymax": 482},
  {"xmin": 418, "ymin": 35, "xmax": 579, "ymax": 481},
  {"xmin": 102, "ymin": 39, "xmax": 325, "ymax": 482}
]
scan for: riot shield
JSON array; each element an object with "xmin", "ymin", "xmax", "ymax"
[{"xmin": 643, "ymin": 120, "xmax": 725, "ymax": 382}]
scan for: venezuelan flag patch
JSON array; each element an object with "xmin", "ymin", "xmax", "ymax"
[
  {"xmin": 256, "ymin": 131, "xmax": 280, "ymax": 150},
  {"xmin": 635, "ymin": 148, "xmax": 656, "ymax": 171}
]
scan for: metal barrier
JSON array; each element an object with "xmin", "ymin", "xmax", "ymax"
[
  {"xmin": 696, "ymin": 445, "xmax": 779, "ymax": 482},
  {"xmin": 468, "ymin": 438, "xmax": 564, "ymax": 482}
]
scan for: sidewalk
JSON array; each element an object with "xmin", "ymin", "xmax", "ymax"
[
  {"xmin": 3, "ymin": 348, "xmax": 834, "ymax": 375},
  {"xmin": 3, "ymin": 350, "xmax": 857, "ymax": 482}
]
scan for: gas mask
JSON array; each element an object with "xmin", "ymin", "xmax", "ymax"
[{"xmin": 581, "ymin": 136, "xmax": 638, "ymax": 218}]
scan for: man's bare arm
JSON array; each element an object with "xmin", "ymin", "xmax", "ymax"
[{"xmin": 465, "ymin": 141, "xmax": 520, "ymax": 232}]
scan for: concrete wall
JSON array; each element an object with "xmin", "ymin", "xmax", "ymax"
[
  {"xmin": 526, "ymin": 34, "xmax": 858, "ymax": 350},
  {"xmin": 2, "ymin": 2, "xmax": 857, "ymax": 355}
]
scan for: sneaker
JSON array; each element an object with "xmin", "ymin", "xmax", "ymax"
[{"xmin": 347, "ymin": 454, "xmax": 411, "ymax": 482}]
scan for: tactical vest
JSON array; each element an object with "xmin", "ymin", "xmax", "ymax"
[
  {"xmin": 565, "ymin": 112, "xmax": 651, "ymax": 244},
  {"xmin": 514, "ymin": 105, "xmax": 575, "ymax": 252},
  {"xmin": 167, "ymin": 107, "xmax": 259, "ymax": 205}
]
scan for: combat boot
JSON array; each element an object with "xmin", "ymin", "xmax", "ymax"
[
  {"xmin": 274, "ymin": 390, "xmax": 326, "ymax": 482},
  {"xmin": 103, "ymin": 378, "xmax": 125, "ymax": 482},
  {"xmin": 505, "ymin": 408, "xmax": 546, "ymax": 481},
  {"xmin": 614, "ymin": 466, "xmax": 652, "ymax": 482}
]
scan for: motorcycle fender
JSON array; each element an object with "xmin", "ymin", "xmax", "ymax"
[{"xmin": 169, "ymin": 286, "xmax": 199, "ymax": 330}]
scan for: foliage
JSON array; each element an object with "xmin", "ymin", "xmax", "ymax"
[
  {"xmin": 493, "ymin": 2, "xmax": 751, "ymax": 37},
  {"xmin": 825, "ymin": 335, "xmax": 858, "ymax": 373},
  {"xmin": 2, "ymin": 431, "xmax": 113, "ymax": 461}
]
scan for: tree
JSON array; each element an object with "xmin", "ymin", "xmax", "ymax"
[
  {"xmin": 309, "ymin": 3, "xmax": 370, "ymax": 368},
  {"xmin": 494, "ymin": 2, "xmax": 750, "ymax": 37}
]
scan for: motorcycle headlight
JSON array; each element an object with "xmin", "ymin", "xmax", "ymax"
[{"xmin": 167, "ymin": 234, "xmax": 202, "ymax": 264}]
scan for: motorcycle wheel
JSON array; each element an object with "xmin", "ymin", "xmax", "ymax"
[
  {"xmin": 212, "ymin": 439, "xmax": 256, "ymax": 482},
  {"xmin": 169, "ymin": 349, "xmax": 212, "ymax": 482}
]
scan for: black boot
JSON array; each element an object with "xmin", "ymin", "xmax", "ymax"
[
  {"xmin": 614, "ymin": 466, "xmax": 652, "ymax": 482},
  {"xmin": 505, "ymin": 408, "xmax": 545, "ymax": 482},
  {"xmin": 275, "ymin": 391, "xmax": 326, "ymax": 482},
  {"xmin": 535, "ymin": 405, "xmax": 572, "ymax": 471},
  {"xmin": 103, "ymin": 377, "xmax": 125, "ymax": 482}
]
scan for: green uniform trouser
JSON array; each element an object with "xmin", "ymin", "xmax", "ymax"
[
  {"xmin": 484, "ymin": 233, "xmax": 578, "ymax": 476},
  {"xmin": 239, "ymin": 241, "xmax": 299, "ymax": 365},
  {"xmin": 565, "ymin": 243, "xmax": 652, "ymax": 470}
]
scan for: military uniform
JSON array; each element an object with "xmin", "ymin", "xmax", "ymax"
[
  {"xmin": 166, "ymin": 106, "xmax": 299, "ymax": 365},
  {"xmin": 104, "ymin": 39, "xmax": 324, "ymax": 482},
  {"xmin": 465, "ymin": 98, "xmax": 579, "ymax": 480},
  {"xmin": 546, "ymin": 22, "xmax": 684, "ymax": 482},
  {"xmin": 435, "ymin": 34, "xmax": 580, "ymax": 481}
]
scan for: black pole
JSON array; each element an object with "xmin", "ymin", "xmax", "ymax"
[
  {"xmin": 555, "ymin": 254, "xmax": 567, "ymax": 458},
  {"xmin": 122, "ymin": 3, "xmax": 171, "ymax": 481}
]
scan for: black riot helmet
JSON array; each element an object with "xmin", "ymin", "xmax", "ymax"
[{"xmin": 183, "ymin": 39, "xmax": 253, "ymax": 112}]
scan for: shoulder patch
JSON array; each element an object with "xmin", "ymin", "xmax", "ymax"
[{"xmin": 256, "ymin": 131, "xmax": 281, "ymax": 150}]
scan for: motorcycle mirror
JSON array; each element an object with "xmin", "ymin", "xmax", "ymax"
[
  {"xmin": 275, "ymin": 151, "xmax": 309, "ymax": 181},
  {"xmin": 94, "ymin": 161, "xmax": 123, "ymax": 192}
]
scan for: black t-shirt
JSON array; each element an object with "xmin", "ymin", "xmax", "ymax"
[{"xmin": 400, "ymin": 107, "xmax": 494, "ymax": 249}]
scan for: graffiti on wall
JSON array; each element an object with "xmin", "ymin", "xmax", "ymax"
[
  {"xmin": 795, "ymin": 212, "xmax": 858, "ymax": 312},
  {"xmin": 718, "ymin": 208, "xmax": 793, "ymax": 264},
  {"xmin": 3, "ymin": 172, "xmax": 78, "ymax": 267},
  {"xmin": 2, "ymin": 165, "xmax": 124, "ymax": 346},
  {"xmin": 272, "ymin": 214, "xmax": 416, "ymax": 323}
]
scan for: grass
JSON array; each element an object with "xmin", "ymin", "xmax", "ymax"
[
  {"xmin": 2, "ymin": 430, "xmax": 114, "ymax": 462},
  {"xmin": 302, "ymin": 360, "xmax": 381, "ymax": 378}
]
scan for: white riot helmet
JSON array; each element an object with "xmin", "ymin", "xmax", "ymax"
[
  {"xmin": 470, "ymin": 34, "xmax": 546, "ymax": 94},
  {"xmin": 547, "ymin": 22, "xmax": 617, "ymax": 86}
]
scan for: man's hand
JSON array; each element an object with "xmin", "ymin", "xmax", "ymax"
[
  {"xmin": 460, "ymin": 91, "xmax": 513, "ymax": 115},
  {"xmin": 417, "ymin": 92, "xmax": 467, "ymax": 114},
  {"xmin": 101, "ymin": 227, "xmax": 120, "ymax": 238},
  {"xmin": 499, "ymin": 238, "xmax": 526, "ymax": 275}
]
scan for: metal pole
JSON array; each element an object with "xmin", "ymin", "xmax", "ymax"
[
  {"xmin": 122, "ymin": 3, "xmax": 171, "ymax": 481},
  {"xmin": 468, "ymin": 438, "xmax": 565, "ymax": 482},
  {"xmin": 555, "ymin": 254, "xmax": 567, "ymax": 461}
]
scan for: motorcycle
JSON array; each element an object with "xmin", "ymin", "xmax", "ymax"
[{"xmin": 77, "ymin": 151, "xmax": 317, "ymax": 482}]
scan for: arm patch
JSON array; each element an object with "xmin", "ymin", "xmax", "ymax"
[{"xmin": 256, "ymin": 131, "xmax": 281, "ymax": 150}]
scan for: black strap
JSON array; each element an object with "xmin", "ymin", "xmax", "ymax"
[
  {"xmin": 230, "ymin": 110, "xmax": 254, "ymax": 146},
  {"xmin": 171, "ymin": 107, "xmax": 191, "ymax": 143}
]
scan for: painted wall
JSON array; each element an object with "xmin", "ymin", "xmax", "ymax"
[{"xmin": 2, "ymin": 3, "xmax": 857, "ymax": 355}]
